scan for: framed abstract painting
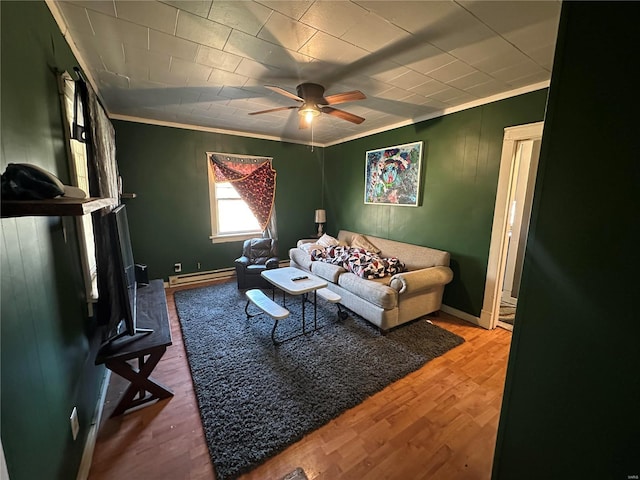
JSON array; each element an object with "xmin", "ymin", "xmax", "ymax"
[{"xmin": 364, "ymin": 141, "xmax": 423, "ymax": 206}]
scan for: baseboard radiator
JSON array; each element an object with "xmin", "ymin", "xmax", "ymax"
[
  {"xmin": 168, "ymin": 260, "xmax": 290, "ymax": 288},
  {"xmin": 168, "ymin": 268, "xmax": 235, "ymax": 287}
]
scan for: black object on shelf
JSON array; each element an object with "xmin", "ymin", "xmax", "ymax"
[{"xmin": 135, "ymin": 264, "xmax": 149, "ymax": 286}]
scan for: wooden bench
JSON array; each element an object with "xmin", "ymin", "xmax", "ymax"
[
  {"xmin": 316, "ymin": 288, "xmax": 348, "ymax": 320},
  {"xmin": 245, "ymin": 289, "xmax": 290, "ymax": 343}
]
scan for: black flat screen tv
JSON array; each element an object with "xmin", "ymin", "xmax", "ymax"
[
  {"xmin": 113, "ymin": 204, "xmax": 137, "ymax": 336},
  {"xmin": 103, "ymin": 204, "xmax": 151, "ymax": 345}
]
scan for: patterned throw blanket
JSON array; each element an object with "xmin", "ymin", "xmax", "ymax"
[{"xmin": 311, "ymin": 246, "xmax": 405, "ymax": 279}]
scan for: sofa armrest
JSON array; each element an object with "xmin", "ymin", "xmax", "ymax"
[
  {"xmin": 235, "ymin": 256, "xmax": 251, "ymax": 267},
  {"xmin": 289, "ymin": 247, "xmax": 312, "ymax": 271},
  {"xmin": 265, "ymin": 257, "xmax": 279, "ymax": 269},
  {"xmin": 389, "ymin": 266, "xmax": 454, "ymax": 294}
]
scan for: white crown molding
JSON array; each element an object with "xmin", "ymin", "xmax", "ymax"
[
  {"xmin": 324, "ymin": 81, "xmax": 550, "ymax": 147},
  {"xmin": 108, "ymin": 114, "xmax": 313, "ymax": 146}
]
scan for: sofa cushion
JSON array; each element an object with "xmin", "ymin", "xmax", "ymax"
[
  {"xmin": 317, "ymin": 233, "xmax": 340, "ymax": 247},
  {"xmin": 338, "ymin": 272, "xmax": 398, "ymax": 309},
  {"xmin": 350, "ymin": 234, "xmax": 381, "ymax": 254},
  {"xmin": 299, "ymin": 242, "xmax": 324, "ymax": 255},
  {"xmin": 310, "ymin": 261, "xmax": 346, "ymax": 283}
]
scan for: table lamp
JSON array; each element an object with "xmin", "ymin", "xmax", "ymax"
[{"xmin": 315, "ymin": 209, "xmax": 326, "ymax": 237}]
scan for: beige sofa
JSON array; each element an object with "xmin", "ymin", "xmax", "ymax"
[{"xmin": 289, "ymin": 230, "xmax": 454, "ymax": 332}]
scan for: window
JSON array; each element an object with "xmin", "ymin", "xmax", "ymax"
[
  {"xmin": 60, "ymin": 72, "xmax": 99, "ymax": 303},
  {"xmin": 214, "ymin": 182, "xmax": 261, "ymax": 234},
  {"xmin": 207, "ymin": 159, "xmax": 262, "ymax": 243}
]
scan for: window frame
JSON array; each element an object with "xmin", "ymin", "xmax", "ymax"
[
  {"xmin": 59, "ymin": 72, "xmax": 99, "ymax": 305},
  {"xmin": 207, "ymin": 156, "xmax": 263, "ymax": 244}
]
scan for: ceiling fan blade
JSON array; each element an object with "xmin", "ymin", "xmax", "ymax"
[
  {"xmin": 321, "ymin": 107, "xmax": 365, "ymax": 124},
  {"xmin": 323, "ymin": 90, "xmax": 366, "ymax": 106},
  {"xmin": 265, "ymin": 85, "xmax": 303, "ymax": 102},
  {"xmin": 248, "ymin": 105, "xmax": 298, "ymax": 115}
]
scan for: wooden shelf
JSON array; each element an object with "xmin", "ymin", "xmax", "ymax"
[{"xmin": 1, "ymin": 197, "xmax": 117, "ymax": 218}]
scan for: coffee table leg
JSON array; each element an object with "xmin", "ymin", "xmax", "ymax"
[
  {"xmin": 301, "ymin": 293, "xmax": 306, "ymax": 333},
  {"xmin": 314, "ymin": 290, "xmax": 318, "ymax": 330}
]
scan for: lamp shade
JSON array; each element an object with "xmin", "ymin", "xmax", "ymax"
[{"xmin": 314, "ymin": 209, "xmax": 326, "ymax": 223}]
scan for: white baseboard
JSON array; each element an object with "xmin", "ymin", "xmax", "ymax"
[
  {"xmin": 480, "ymin": 308, "xmax": 495, "ymax": 329},
  {"xmin": 441, "ymin": 304, "xmax": 491, "ymax": 329},
  {"xmin": 497, "ymin": 320, "xmax": 514, "ymax": 331},
  {"xmin": 168, "ymin": 267, "xmax": 235, "ymax": 287},
  {"xmin": 76, "ymin": 369, "xmax": 111, "ymax": 480}
]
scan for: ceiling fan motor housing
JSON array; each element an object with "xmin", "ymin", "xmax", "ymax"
[{"xmin": 296, "ymin": 83, "xmax": 326, "ymax": 104}]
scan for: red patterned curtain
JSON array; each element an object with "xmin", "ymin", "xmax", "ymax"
[{"xmin": 209, "ymin": 153, "xmax": 276, "ymax": 232}]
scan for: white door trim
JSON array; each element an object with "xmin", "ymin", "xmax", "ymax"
[{"xmin": 480, "ymin": 122, "xmax": 544, "ymax": 329}]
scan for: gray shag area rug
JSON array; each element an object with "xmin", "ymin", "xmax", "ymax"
[
  {"xmin": 499, "ymin": 304, "xmax": 516, "ymax": 325},
  {"xmin": 174, "ymin": 281, "xmax": 464, "ymax": 480}
]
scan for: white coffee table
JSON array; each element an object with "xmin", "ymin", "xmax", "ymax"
[{"xmin": 261, "ymin": 267, "xmax": 327, "ymax": 332}]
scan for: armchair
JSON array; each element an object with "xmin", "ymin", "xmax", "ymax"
[{"xmin": 235, "ymin": 237, "xmax": 279, "ymax": 289}]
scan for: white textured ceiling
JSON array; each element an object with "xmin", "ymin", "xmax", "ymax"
[{"xmin": 49, "ymin": 0, "xmax": 561, "ymax": 146}]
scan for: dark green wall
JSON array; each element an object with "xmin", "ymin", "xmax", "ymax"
[
  {"xmin": 324, "ymin": 90, "xmax": 548, "ymax": 316},
  {"xmin": 113, "ymin": 121, "xmax": 323, "ymax": 280},
  {"xmin": 493, "ymin": 3, "xmax": 639, "ymax": 478},
  {"xmin": 1, "ymin": 2, "xmax": 106, "ymax": 479}
]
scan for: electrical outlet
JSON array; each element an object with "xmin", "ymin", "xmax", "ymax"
[
  {"xmin": 70, "ymin": 407, "xmax": 79, "ymax": 440},
  {"xmin": 174, "ymin": 262, "xmax": 182, "ymax": 273},
  {"xmin": 197, "ymin": 262, "xmax": 201, "ymax": 270}
]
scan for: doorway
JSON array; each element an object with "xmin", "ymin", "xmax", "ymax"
[{"xmin": 480, "ymin": 122, "xmax": 544, "ymax": 330}]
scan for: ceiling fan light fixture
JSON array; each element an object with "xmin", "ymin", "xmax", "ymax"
[{"xmin": 299, "ymin": 104, "xmax": 320, "ymax": 123}]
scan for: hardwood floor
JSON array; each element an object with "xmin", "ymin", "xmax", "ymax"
[{"xmin": 88, "ymin": 281, "xmax": 512, "ymax": 480}]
